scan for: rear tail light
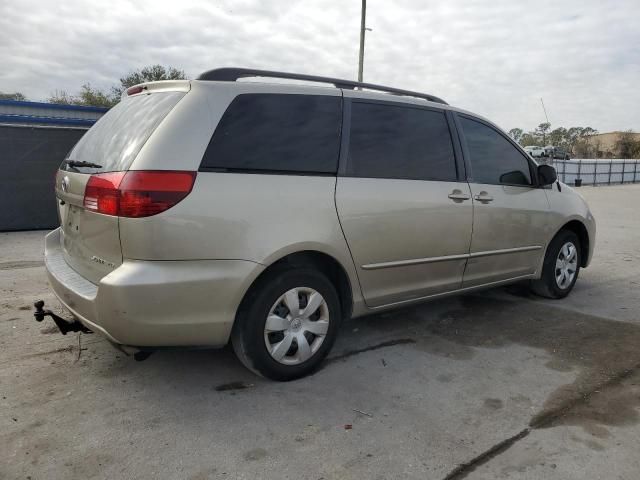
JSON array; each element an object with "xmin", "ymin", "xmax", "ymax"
[
  {"xmin": 83, "ymin": 172, "xmax": 125, "ymax": 215},
  {"xmin": 83, "ymin": 171, "xmax": 196, "ymax": 218},
  {"xmin": 126, "ymin": 85, "xmax": 145, "ymax": 95}
]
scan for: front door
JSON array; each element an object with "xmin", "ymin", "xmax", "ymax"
[
  {"xmin": 336, "ymin": 99, "xmax": 473, "ymax": 307},
  {"xmin": 456, "ymin": 115, "xmax": 551, "ymax": 287}
]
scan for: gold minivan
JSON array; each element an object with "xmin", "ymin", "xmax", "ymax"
[{"xmin": 42, "ymin": 68, "xmax": 595, "ymax": 380}]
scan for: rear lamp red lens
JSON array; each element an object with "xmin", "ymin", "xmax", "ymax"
[
  {"xmin": 83, "ymin": 172, "xmax": 125, "ymax": 216},
  {"xmin": 83, "ymin": 171, "xmax": 196, "ymax": 218},
  {"xmin": 126, "ymin": 85, "xmax": 145, "ymax": 95}
]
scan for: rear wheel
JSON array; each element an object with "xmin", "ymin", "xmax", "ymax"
[
  {"xmin": 232, "ymin": 268, "xmax": 341, "ymax": 381},
  {"xmin": 531, "ymin": 230, "xmax": 581, "ymax": 299}
]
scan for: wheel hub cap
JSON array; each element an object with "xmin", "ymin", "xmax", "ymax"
[
  {"xmin": 290, "ymin": 318, "xmax": 302, "ymax": 331},
  {"xmin": 555, "ymin": 241, "xmax": 578, "ymax": 289},
  {"xmin": 264, "ymin": 287, "xmax": 330, "ymax": 365}
]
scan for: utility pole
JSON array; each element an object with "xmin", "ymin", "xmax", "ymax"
[
  {"xmin": 540, "ymin": 98, "xmax": 550, "ymax": 145},
  {"xmin": 358, "ymin": 0, "xmax": 366, "ymax": 82}
]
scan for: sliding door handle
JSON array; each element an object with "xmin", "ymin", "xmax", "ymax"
[
  {"xmin": 448, "ymin": 190, "xmax": 471, "ymax": 202},
  {"xmin": 474, "ymin": 192, "xmax": 494, "ymax": 203}
]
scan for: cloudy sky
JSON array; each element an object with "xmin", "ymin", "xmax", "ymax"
[{"xmin": 1, "ymin": 0, "xmax": 638, "ymax": 132}]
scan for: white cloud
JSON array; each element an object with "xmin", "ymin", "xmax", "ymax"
[{"xmin": 0, "ymin": 0, "xmax": 638, "ymax": 132}]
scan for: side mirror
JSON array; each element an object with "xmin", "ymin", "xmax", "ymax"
[{"xmin": 538, "ymin": 164, "xmax": 557, "ymax": 186}]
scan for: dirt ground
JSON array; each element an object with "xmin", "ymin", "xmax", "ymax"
[{"xmin": 1, "ymin": 184, "xmax": 639, "ymax": 480}]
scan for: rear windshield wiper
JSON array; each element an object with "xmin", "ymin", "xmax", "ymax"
[{"xmin": 64, "ymin": 160, "xmax": 103, "ymax": 169}]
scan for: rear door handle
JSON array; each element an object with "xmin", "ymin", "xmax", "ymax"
[
  {"xmin": 448, "ymin": 190, "xmax": 471, "ymax": 202},
  {"xmin": 474, "ymin": 192, "xmax": 494, "ymax": 203}
]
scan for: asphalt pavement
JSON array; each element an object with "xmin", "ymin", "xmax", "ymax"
[{"xmin": 1, "ymin": 184, "xmax": 639, "ymax": 480}]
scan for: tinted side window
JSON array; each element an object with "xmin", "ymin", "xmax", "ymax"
[
  {"xmin": 200, "ymin": 94, "xmax": 341, "ymax": 174},
  {"xmin": 460, "ymin": 117, "xmax": 532, "ymax": 186},
  {"xmin": 347, "ymin": 102, "xmax": 457, "ymax": 181}
]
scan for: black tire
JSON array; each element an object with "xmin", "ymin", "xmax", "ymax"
[
  {"xmin": 531, "ymin": 229, "xmax": 581, "ymax": 299},
  {"xmin": 231, "ymin": 267, "xmax": 342, "ymax": 381}
]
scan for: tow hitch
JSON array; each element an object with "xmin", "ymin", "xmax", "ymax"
[{"xmin": 33, "ymin": 300, "xmax": 92, "ymax": 335}]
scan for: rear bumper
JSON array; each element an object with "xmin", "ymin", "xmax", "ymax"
[{"xmin": 44, "ymin": 228, "xmax": 264, "ymax": 347}]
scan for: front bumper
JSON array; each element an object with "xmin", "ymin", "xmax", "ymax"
[{"xmin": 44, "ymin": 228, "xmax": 264, "ymax": 347}]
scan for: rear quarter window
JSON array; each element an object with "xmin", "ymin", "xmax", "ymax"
[
  {"xmin": 200, "ymin": 93, "xmax": 342, "ymax": 174},
  {"xmin": 64, "ymin": 92, "xmax": 185, "ymax": 173}
]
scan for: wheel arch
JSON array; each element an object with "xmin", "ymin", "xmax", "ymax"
[
  {"xmin": 237, "ymin": 250, "xmax": 354, "ymax": 324},
  {"xmin": 554, "ymin": 220, "xmax": 590, "ymax": 267}
]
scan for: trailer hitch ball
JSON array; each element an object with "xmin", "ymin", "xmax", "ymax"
[
  {"xmin": 32, "ymin": 300, "xmax": 92, "ymax": 334},
  {"xmin": 34, "ymin": 300, "xmax": 46, "ymax": 322}
]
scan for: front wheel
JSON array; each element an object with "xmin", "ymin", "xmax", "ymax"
[
  {"xmin": 531, "ymin": 230, "xmax": 581, "ymax": 299},
  {"xmin": 232, "ymin": 268, "xmax": 342, "ymax": 381}
]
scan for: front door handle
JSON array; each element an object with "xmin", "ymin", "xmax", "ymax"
[
  {"xmin": 474, "ymin": 191, "xmax": 494, "ymax": 203},
  {"xmin": 448, "ymin": 189, "xmax": 471, "ymax": 202}
]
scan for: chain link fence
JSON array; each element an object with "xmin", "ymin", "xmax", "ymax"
[{"xmin": 549, "ymin": 159, "xmax": 640, "ymax": 187}]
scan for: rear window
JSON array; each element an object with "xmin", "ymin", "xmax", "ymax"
[
  {"xmin": 200, "ymin": 93, "xmax": 341, "ymax": 174},
  {"xmin": 63, "ymin": 92, "xmax": 185, "ymax": 173}
]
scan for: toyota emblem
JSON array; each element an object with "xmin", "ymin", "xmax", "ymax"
[{"xmin": 61, "ymin": 175, "xmax": 70, "ymax": 193}]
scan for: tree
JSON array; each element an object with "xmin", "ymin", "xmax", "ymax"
[
  {"xmin": 112, "ymin": 65, "xmax": 186, "ymax": 97},
  {"xmin": 0, "ymin": 92, "xmax": 26, "ymax": 101},
  {"xmin": 519, "ymin": 133, "xmax": 539, "ymax": 147},
  {"xmin": 566, "ymin": 127, "xmax": 585, "ymax": 152},
  {"xmin": 76, "ymin": 84, "xmax": 118, "ymax": 108},
  {"xmin": 508, "ymin": 128, "xmax": 524, "ymax": 143},
  {"xmin": 548, "ymin": 127, "xmax": 568, "ymax": 149},
  {"xmin": 49, "ymin": 84, "xmax": 118, "ymax": 108},
  {"xmin": 615, "ymin": 131, "xmax": 640, "ymax": 159},
  {"xmin": 534, "ymin": 122, "xmax": 551, "ymax": 145},
  {"xmin": 48, "ymin": 65, "xmax": 186, "ymax": 108},
  {"xmin": 48, "ymin": 90, "xmax": 79, "ymax": 105}
]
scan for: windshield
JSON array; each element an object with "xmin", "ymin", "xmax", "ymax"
[{"xmin": 62, "ymin": 91, "xmax": 185, "ymax": 173}]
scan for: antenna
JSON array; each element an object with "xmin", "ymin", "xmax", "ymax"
[{"xmin": 540, "ymin": 98, "xmax": 550, "ymax": 124}]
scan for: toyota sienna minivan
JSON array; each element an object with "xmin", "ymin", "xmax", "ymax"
[{"xmin": 40, "ymin": 68, "xmax": 595, "ymax": 380}]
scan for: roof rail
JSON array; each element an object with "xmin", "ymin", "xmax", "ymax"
[{"xmin": 196, "ymin": 68, "xmax": 448, "ymax": 105}]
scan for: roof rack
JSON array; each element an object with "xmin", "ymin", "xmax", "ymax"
[{"xmin": 196, "ymin": 68, "xmax": 448, "ymax": 105}]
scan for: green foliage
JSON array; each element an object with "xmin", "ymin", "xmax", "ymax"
[
  {"xmin": 112, "ymin": 65, "xmax": 186, "ymax": 97},
  {"xmin": 47, "ymin": 90, "xmax": 74, "ymax": 105},
  {"xmin": 0, "ymin": 92, "xmax": 26, "ymax": 101},
  {"xmin": 77, "ymin": 84, "xmax": 118, "ymax": 108},
  {"xmin": 548, "ymin": 127, "xmax": 567, "ymax": 148},
  {"xmin": 48, "ymin": 84, "xmax": 118, "ymax": 108},
  {"xmin": 510, "ymin": 123, "xmax": 600, "ymax": 156},
  {"xmin": 519, "ymin": 133, "xmax": 539, "ymax": 147},
  {"xmin": 534, "ymin": 122, "xmax": 551, "ymax": 137},
  {"xmin": 508, "ymin": 128, "xmax": 523, "ymax": 143},
  {"xmin": 615, "ymin": 131, "xmax": 640, "ymax": 159},
  {"xmin": 48, "ymin": 65, "xmax": 187, "ymax": 108},
  {"xmin": 512, "ymin": 125, "xmax": 638, "ymax": 158}
]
